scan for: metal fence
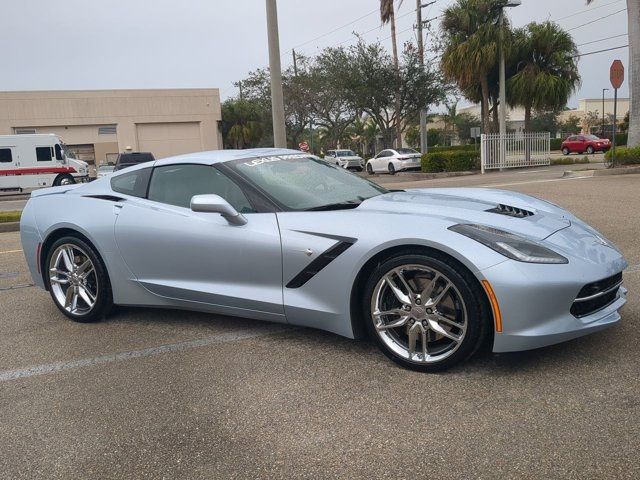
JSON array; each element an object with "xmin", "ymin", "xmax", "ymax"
[{"xmin": 481, "ymin": 132, "xmax": 550, "ymax": 173}]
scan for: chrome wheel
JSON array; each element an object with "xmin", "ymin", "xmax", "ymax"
[
  {"xmin": 49, "ymin": 244, "xmax": 98, "ymax": 316},
  {"xmin": 370, "ymin": 264, "xmax": 467, "ymax": 364}
]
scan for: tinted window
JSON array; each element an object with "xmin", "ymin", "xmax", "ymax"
[
  {"xmin": 0, "ymin": 148, "xmax": 12, "ymax": 163},
  {"xmin": 110, "ymin": 168, "xmax": 152, "ymax": 198},
  {"xmin": 397, "ymin": 148, "xmax": 418, "ymax": 154},
  {"xmin": 54, "ymin": 144, "xmax": 63, "ymax": 160},
  {"xmin": 36, "ymin": 147, "xmax": 53, "ymax": 162},
  {"xmin": 148, "ymin": 164, "xmax": 254, "ymax": 213}
]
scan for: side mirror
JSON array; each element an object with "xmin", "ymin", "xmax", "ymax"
[{"xmin": 190, "ymin": 194, "xmax": 247, "ymax": 226}]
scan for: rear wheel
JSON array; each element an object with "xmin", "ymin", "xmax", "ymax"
[
  {"xmin": 388, "ymin": 163, "xmax": 396, "ymax": 175},
  {"xmin": 44, "ymin": 236, "xmax": 113, "ymax": 323},
  {"xmin": 54, "ymin": 174, "xmax": 75, "ymax": 186},
  {"xmin": 362, "ymin": 253, "xmax": 488, "ymax": 372},
  {"xmin": 587, "ymin": 146, "xmax": 595, "ymax": 154},
  {"xmin": 562, "ymin": 147, "xmax": 570, "ymax": 156}
]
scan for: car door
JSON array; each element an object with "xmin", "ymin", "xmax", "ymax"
[
  {"xmin": 372, "ymin": 150, "xmax": 388, "ymax": 171},
  {"xmin": 576, "ymin": 136, "xmax": 586, "ymax": 153},
  {"xmin": 112, "ymin": 163, "xmax": 285, "ymax": 322}
]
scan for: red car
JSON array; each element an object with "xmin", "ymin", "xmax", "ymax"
[{"xmin": 561, "ymin": 135, "xmax": 611, "ymax": 155}]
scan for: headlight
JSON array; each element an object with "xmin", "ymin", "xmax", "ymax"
[{"xmin": 449, "ymin": 224, "xmax": 568, "ymax": 264}]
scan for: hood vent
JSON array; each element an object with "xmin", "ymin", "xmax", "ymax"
[{"xmin": 486, "ymin": 203, "xmax": 534, "ymax": 218}]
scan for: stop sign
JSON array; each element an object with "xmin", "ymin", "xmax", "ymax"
[
  {"xmin": 610, "ymin": 60, "xmax": 625, "ymax": 89},
  {"xmin": 298, "ymin": 141, "xmax": 309, "ymax": 152}
]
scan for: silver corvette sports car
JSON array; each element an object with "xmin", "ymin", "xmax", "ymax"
[{"xmin": 20, "ymin": 149, "xmax": 628, "ymax": 371}]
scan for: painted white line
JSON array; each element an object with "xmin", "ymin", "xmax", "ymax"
[
  {"xmin": 478, "ymin": 176, "xmax": 592, "ymax": 188},
  {"xmin": 0, "ymin": 249, "xmax": 22, "ymax": 255},
  {"xmin": 517, "ymin": 169, "xmax": 550, "ymax": 174},
  {"xmin": 0, "ymin": 324, "xmax": 291, "ymax": 382}
]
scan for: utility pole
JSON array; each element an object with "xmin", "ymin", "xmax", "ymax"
[
  {"xmin": 266, "ymin": 0, "xmax": 287, "ymax": 148},
  {"xmin": 292, "ymin": 49, "xmax": 298, "ymax": 77},
  {"xmin": 416, "ymin": 1, "xmax": 435, "ymax": 154}
]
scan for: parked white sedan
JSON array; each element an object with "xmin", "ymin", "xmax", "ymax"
[{"xmin": 366, "ymin": 148, "xmax": 422, "ymax": 175}]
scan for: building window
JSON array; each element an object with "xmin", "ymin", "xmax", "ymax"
[
  {"xmin": 98, "ymin": 125, "xmax": 117, "ymax": 135},
  {"xmin": 36, "ymin": 147, "xmax": 53, "ymax": 162},
  {"xmin": 0, "ymin": 148, "xmax": 13, "ymax": 163},
  {"xmin": 15, "ymin": 128, "xmax": 36, "ymax": 134}
]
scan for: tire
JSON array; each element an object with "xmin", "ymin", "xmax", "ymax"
[
  {"xmin": 388, "ymin": 163, "xmax": 396, "ymax": 175},
  {"xmin": 366, "ymin": 163, "xmax": 374, "ymax": 175},
  {"xmin": 562, "ymin": 147, "xmax": 570, "ymax": 156},
  {"xmin": 587, "ymin": 146, "xmax": 595, "ymax": 155},
  {"xmin": 362, "ymin": 252, "xmax": 490, "ymax": 372},
  {"xmin": 44, "ymin": 235, "xmax": 113, "ymax": 323},
  {"xmin": 54, "ymin": 174, "xmax": 75, "ymax": 186}
]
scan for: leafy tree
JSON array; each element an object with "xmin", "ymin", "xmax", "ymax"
[
  {"xmin": 220, "ymin": 99, "xmax": 264, "ymax": 149},
  {"xmin": 441, "ymin": 0, "xmax": 507, "ymax": 134},
  {"xmin": 507, "ymin": 22, "xmax": 580, "ymax": 131},
  {"xmin": 581, "ymin": 110, "xmax": 600, "ymax": 134},
  {"xmin": 587, "ymin": 0, "xmax": 639, "ymax": 147},
  {"xmin": 559, "ymin": 114, "xmax": 581, "ymax": 135},
  {"xmin": 529, "ymin": 110, "xmax": 560, "ymax": 135}
]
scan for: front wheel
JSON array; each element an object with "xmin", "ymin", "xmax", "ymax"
[
  {"xmin": 366, "ymin": 163, "xmax": 374, "ymax": 175},
  {"xmin": 587, "ymin": 146, "xmax": 595, "ymax": 154},
  {"xmin": 44, "ymin": 236, "xmax": 113, "ymax": 323},
  {"xmin": 362, "ymin": 253, "xmax": 489, "ymax": 372},
  {"xmin": 54, "ymin": 174, "xmax": 75, "ymax": 186}
]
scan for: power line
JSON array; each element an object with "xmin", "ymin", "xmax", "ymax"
[
  {"xmin": 575, "ymin": 44, "xmax": 629, "ymax": 57},
  {"xmin": 555, "ymin": 0, "xmax": 624, "ymax": 22},
  {"xmin": 566, "ymin": 8, "xmax": 627, "ymax": 32},
  {"xmin": 576, "ymin": 33, "xmax": 628, "ymax": 47}
]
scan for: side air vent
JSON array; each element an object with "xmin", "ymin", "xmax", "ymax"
[
  {"xmin": 486, "ymin": 204, "xmax": 534, "ymax": 218},
  {"xmin": 83, "ymin": 195, "xmax": 125, "ymax": 202}
]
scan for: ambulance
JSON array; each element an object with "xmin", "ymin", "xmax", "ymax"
[{"xmin": 0, "ymin": 134, "xmax": 89, "ymax": 193}]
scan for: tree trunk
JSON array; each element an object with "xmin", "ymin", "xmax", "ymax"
[
  {"xmin": 524, "ymin": 105, "xmax": 532, "ymax": 132},
  {"xmin": 627, "ymin": 0, "xmax": 640, "ymax": 147},
  {"xmin": 389, "ymin": 9, "xmax": 403, "ymax": 148},
  {"xmin": 480, "ymin": 76, "xmax": 491, "ymax": 134}
]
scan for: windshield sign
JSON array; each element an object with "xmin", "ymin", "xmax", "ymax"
[{"xmin": 229, "ymin": 155, "xmax": 387, "ymax": 211}]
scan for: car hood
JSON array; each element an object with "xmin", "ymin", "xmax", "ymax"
[{"xmin": 358, "ymin": 188, "xmax": 572, "ymax": 241}]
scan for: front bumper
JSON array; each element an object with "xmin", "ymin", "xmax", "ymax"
[
  {"xmin": 340, "ymin": 159, "xmax": 363, "ymax": 169},
  {"xmin": 480, "ymin": 225, "xmax": 628, "ymax": 353}
]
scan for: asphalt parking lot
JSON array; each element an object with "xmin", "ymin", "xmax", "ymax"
[{"xmin": 1, "ymin": 165, "xmax": 639, "ymax": 479}]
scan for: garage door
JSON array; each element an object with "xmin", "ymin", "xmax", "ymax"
[{"xmin": 136, "ymin": 122, "xmax": 202, "ymax": 160}]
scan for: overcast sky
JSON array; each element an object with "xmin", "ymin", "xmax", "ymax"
[{"xmin": 0, "ymin": 0, "xmax": 630, "ymax": 108}]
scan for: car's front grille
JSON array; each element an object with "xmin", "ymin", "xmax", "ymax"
[{"xmin": 570, "ymin": 272, "xmax": 623, "ymax": 317}]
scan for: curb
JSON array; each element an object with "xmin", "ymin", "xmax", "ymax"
[
  {"xmin": 393, "ymin": 170, "xmax": 478, "ymax": 180},
  {"xmin": 0, "ymin": 222, "xmax": 20, "ymax": 233},
  {"xmin": 563, "ymin": 165, "xmax": 640, "ymax": 179}
]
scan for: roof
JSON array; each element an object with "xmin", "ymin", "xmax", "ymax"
[{"xmin": 154, "ymin": 148, "xmax": 304, "ymax": 166}]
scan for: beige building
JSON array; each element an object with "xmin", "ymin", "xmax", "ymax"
[{"xmin": 0, "ymin": 89, "xmax": 223, "ymax": 168}]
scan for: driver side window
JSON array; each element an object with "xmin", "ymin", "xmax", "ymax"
[{"xmin": 147, "ymin": 164, "xmax": 255, "ymax": 213}]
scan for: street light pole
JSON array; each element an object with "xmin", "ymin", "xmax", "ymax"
[
  {"xmin": 265, "ymin": 0, "xmax": 287, "ymax": 148},
  {"xmin": 602, "ymin": 88, "xmax": 609, "ymax": 137}
]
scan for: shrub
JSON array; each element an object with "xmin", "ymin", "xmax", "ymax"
[
  {"xmin": 551, "ymin": 138, "xmax": 563, "ymax": 151},
  {"xmin": 0, "ymin": 210, "xmax": 21, "ymax": 224},
  {"xmin": 422, "ymin": 151, "xmax": 480, "ymax": 173},
  {"xmin": 605, "ymin": 146, "xmax": 640, "ymax": 166},
  {"xmin": 615, "ymin": 133, "xmax": 628, "ymax": 146},
  {"xmin": 427, "ymin": 144, "xmax": 478, "ymax": 153}
]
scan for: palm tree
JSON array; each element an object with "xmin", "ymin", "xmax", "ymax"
[
  {"xmin": 586, "ymin": 0, "xmax": 639, "ymax": 147},
  {"xmin": 441, "ymin": 0, "xmax": 507, "ymax": 134},
  {"xmin": 380, "ymin": 0, "xmax": 403, "ymax": 148},
  {"xmin": 507, "ymin": 22, "xmax": 581, "ymax": 131}
]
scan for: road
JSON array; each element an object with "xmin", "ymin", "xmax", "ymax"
[{"xmin": 1, "ymin": 165, "xmax": 639, "ymax": 479}]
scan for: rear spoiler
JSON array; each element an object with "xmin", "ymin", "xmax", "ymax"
[{"xmin": 30, "ymin": 184, "xmax": 82, "ymax": 198}]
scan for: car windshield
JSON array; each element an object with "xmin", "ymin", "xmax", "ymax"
[
  {"xmin": 336, "ymin": 150, "xmax": 356, "ymax": 157},
  {"xmin": 99, "ymin": 165, "xmax": 114, "ymax": 172},
  {"xmin": 396, "ymin": 148, "xmax": 419, "ymax": 154},
  {"xmin": 586, "ymin": 135, "xmax": 600, "ymax": 140},
  {"xmin": 227, "ymin": 154, "xmax": 387, "ymax": 211}
]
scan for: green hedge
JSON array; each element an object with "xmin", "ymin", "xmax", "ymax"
[
  {"xmin": 422, "ymin": 151, "xmax": 480, "ymax": 173},
  {"xmin": 551, "ymin": 156, "xmax": 590, "ymax": 165},
  {"xmin": 604, "ymin": 146, "xmax": 640, "ymax": 165},
  {"xmin": 0, "ymin": 210, "xmax": 21, "ymax": 224},
  {"xmin": 427, "ymin": 144, "xmax": 478, "ymax": 153}
]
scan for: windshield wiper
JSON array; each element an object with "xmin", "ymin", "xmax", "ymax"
[{"xmin": 306, "ymin": 201, "xmax": 362, "ymax": 211}]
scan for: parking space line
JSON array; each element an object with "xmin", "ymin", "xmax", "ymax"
[
  {"xmin": 0, "ymin": 249, "xmax": 22, "ymax": 255},
  {"xmin": 478, "ymin": 176, "xmax": 592, "ymax": 188},
  {"xmin": 0, "ymin": 324, "xmax": 292, "ymax": 382}
]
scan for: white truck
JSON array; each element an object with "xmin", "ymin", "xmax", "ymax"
[{"xmin": 0, "ymin": 134, "xmax": 89, "ymax": 193}]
